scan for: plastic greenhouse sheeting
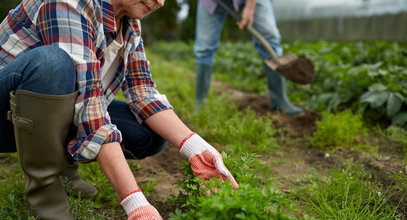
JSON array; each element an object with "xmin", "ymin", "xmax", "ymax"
[{"xmin": 273, "ymin": 0, "xmax": 407, "ymax": 21}]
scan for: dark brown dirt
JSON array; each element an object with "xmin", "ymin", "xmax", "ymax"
[
  {"xmin": 130, "ymin": 145, "xmax": 185, "ymax": 219},
  {"xmin": 276, "ymin": 56, "xmax": 315, "ymax": 85}
]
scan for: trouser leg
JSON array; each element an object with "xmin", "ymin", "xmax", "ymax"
[
  {"xmin": 194, "ymin": 3, "xmax": 227, "ymax": 112},
  {"xmin": 251, "ymin": 0, "xmax": 303, "ymax": 115},
  {"xmin": 108, "ymin": 99, "xmax": 167, "ymax": 160}
]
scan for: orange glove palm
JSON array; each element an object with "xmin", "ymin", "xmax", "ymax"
[
  {"xmin": 179, "ymin": 133, "xmax": 239, "ymax": 189},
  {"xmin": 128, "ymin": 206, "xmax": 162, "ymax": 220}
]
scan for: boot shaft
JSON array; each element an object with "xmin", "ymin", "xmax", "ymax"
[
  {"xmin": 10, "ymin": 90, "xmax": 77, "ymax": 220},
  {"xmin": 10, "ymin": 91, "xmax": 76, "ymax": 176}
]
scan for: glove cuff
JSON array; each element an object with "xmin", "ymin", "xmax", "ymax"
[
  {"xmin": 120, "ymin": 190, "xmax": 150, "ymax": 215},
  {"xmin": 179, "ymin": 133, "xmax": 212, "ymax": 159},
  {"xmin": 179, "ymin": 132, "xmax": 196, "ymax": 149}
]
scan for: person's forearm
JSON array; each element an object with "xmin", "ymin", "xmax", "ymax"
[
  {"xmin": 144, "ymin": 109, "xmax": 192, "ymax": 147},
  {"xmin": 245, "ymin": 0, "xmax": 256, "ymax": 11},
  {"xmin": 96, "ymin": 142, "xmax": 139, "ymax": 198}
]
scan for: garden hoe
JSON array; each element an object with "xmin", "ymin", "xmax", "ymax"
[{"xmin": 214, "ymin": 0, "xmax": 316, "ymax": 84}]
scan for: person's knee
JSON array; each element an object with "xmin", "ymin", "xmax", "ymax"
[
  {"xmin": 29, "ymin": 46, "xmax": 76, "ymax": 88},
  {"xmin": 194, "ymin": 47, "xmax": 216, "ymax": 65}
]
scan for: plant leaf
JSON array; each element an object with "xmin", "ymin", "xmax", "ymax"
[
  {"xmin": 391, "ymin": 112, "xmax": 407, "ymax": 127},
  {"xmin": 387, "ymin": 93, "xmax": 404, "ymax": 117},
  {"xmin": 360, "ymin": 90, "xmax": 389, "ymax": 108},
  {"xmin": 368, "ymin": 83, "xmax": 387, "ymax": 91},
  {"xmin": 397, "ymin": 79, "xmax": 407, "ymax": 90}
]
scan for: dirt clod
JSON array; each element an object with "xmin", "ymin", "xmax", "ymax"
[{"xmin": 276, "ymin": 56, "xmax": 315, "ymax": 85}]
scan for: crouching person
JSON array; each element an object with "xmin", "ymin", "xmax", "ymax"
[{"xmin": 0, "ymin": 0, "xmax": 238, "ymax": 219}]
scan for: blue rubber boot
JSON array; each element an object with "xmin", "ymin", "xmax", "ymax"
[
  {"xmin": 195, "ymin": 64, "xmax": 212, "ymax": 113},
  {"xmin": 264, "ymin": 64, "xmax": 304, "ymax": 116}
]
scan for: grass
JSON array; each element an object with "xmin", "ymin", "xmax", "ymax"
[
  {"xmin": 0, "ymin": 47, "xmax": 281, "ymax": 219},
  {"xmin": 386, "ymin": 126, "xmax": 407, "ymax": 156},
  {"xmin": 146, "ymin": 49, "xmax": 402, "ymax": 219},
  {"xmin": 146, "ymin": 49, "xmax": 278, "ymax": 156},
  {"xmin": 294, "ymin": 160, "xmax": 398, "ymax": 219},
  {"xmin": 0, "ymin": 154, "xmax": 30, "ymax": 219},
  {"xmin": 308, "ymin": 110, "xmax": 376, "ymax": 153},
  {"xmin": 0, "ymin": 41, "xmax": 405, "ymax": 219},
  {"xmin": 0, "ymin": 155, "xmax": 124, "ymax": 219}
]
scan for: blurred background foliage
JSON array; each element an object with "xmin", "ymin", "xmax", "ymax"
[
  {"xmin": 2, "ymin": 0, "xmax": 405, "ymax": 44},
  {"xmin": 1, "ymin": 1, "xmax": 406, "ymax": 127},
  {"xmin": 0, "ymin": 0, "xmax": 251, "ymax": 45}
]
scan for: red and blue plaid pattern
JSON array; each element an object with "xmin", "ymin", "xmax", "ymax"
[{"xmin": 0, "ymin": 0, "xmax": 172, "ymax": 161}]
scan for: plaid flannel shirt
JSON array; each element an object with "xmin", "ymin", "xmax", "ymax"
[{"xmin": 0, "ymin": 0, "xmax": 172, "ymax": 161}]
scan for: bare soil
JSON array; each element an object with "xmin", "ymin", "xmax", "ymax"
[{"xmin": 130, "ymin": 145, "xmax": 185, "ymax": 219}]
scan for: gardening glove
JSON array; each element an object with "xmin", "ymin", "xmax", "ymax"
[
  {"xmin": 179, "ymin": 133, "xmax": 239, "ymax": 189},
  {"xmin": 120, "ymin": 189, "xmax": 162, "ymax": 220}
]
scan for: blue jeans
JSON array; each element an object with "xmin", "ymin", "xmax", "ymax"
[
  {"xmin": 194, "ymin": 0, "xmax": 282, "ymax": 65},
  {"xmin": 0, "ymin": 46, "xmax": 166, "ymax": 158}
]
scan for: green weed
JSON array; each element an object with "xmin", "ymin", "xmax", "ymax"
[
  {"xmin": 169, "ymin": 153, "xmax": 298, "ymax": 220},
  {"xmin": 295, "ymin": 160, "xmax": 397, "ymax": 219},
  {"xmin": 139, "ymin": 178, "xmax": 159, "ymax": 196},
  {"xmin": 308, "ymin": 110, "xmax": 374, "ymax": 152}
]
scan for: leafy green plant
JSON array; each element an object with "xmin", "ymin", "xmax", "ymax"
[
  {"xmin": 150, "ymin": 40, "xmax": 407, "ymax": 127},
  {"xmin": 139, "ymin": 178, "xmax": 159, "ymax": 196},
  {"xmin": 285, "ymin": 41, "xmax": 407, "ymax": 127},
  {"xmin": 169, "ymin": 153, "xmax": 298, "ymax": 220},
  {"xmin": 295, "ymin": 160, "xmax": 397, "ymax": 219},
  {"xmin": 308, "ymin": 110, "xmax": 372, "ymax": 152}
]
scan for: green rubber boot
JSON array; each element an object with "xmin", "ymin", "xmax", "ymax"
[
  {"xmin": 264, "ymin": 64, "xmax": 304, "ymax": 116},
  {"xmin": 195, "ymin": 64, "xmax": 212, "ymax": 113},
  {"xmin": 9, "ymin": 90, "xmax": 76, "ymax": 220},
  {"xmin": 61, "ymin": 160, "xmax": 98, "ymax": 198}
]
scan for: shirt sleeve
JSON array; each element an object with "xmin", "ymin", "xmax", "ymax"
[
  {"xmin": 122, "ymin": 35, "xmax": 173, "ymax": 124},
  {"xmin": 36, "ymin": 0, "xmax": 122, "ymax": 161}
]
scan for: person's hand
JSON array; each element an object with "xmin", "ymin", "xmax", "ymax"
[
  {"xmin": 237, "ymin": 1, "xmax": 256, "ymax": 29},
  {"xmin": 121, "ymin": 190, "xmax": 162, "ymax": 220},
  {"xmin": 179, "ymin": 133, "xmax": 239, "ymax": 189}
]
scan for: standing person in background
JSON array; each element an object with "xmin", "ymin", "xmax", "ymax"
[
  {"xmin": 194, "ymin": 0, "xmax": 304, "ymax": 115},
  {"xmin": 0, "ymin": 0, "xmax": 238, "ymax": 219}
]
